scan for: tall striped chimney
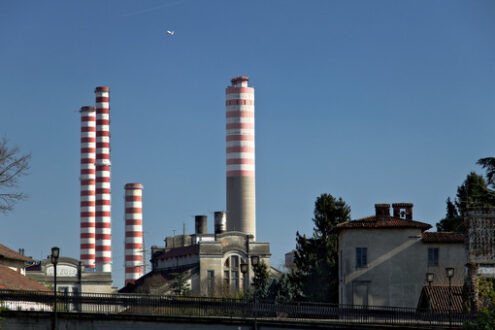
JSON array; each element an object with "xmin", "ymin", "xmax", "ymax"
[
  {"xmin": 226, "ymin": 76, "xmax": 256, "ymax": 239},
  {"xmin": 95, "ymin": 86, "xmax": 112, "ymax": 273},
  {"xmin": 124, "ymin": 183, "xmax": 144, "ymax": 285},
  {"xmin": 80, "ymin": 106, "xmax": 96, "ymax": 270}
]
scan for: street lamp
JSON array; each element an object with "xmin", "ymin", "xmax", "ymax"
[
  {"xmin": 51, "ymin": 247, "xmax": 60, "ymax": 330},
  {"xmin": 240, "ymin": 262, "xmax": 248, "ymax": 291},
  {"xmin": 426, "ymin": 273, "xmax": 434, "ymax": 287},
  {"xmin": 445, "ymin": 267, "xmax": 454, "ymax": 328},
  {"xmin": 251, "ymin": 255, "xmax": 259, "ymax": 267}
]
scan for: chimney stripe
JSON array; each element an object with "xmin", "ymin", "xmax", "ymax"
[
  {"xmin": 94, "ymin": 87, "xmax": 112, "ymax": 273},
  {"xmin": 79, "ymin": 106, "xmax": 96, "ymax": 270},
  {"xmin": 226, "ymin": 76, "xmax": 256, "ymax": 239},
  {"xmin": 124, "ymin": 183, "xmax": 144, "ymax": 285}
]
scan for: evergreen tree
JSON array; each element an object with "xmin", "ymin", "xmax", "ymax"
[
  {"xmin": 436, "ymin": 172, "xmax": 495, "ymax": 233},
  {"xmin": 291, "ymin": 193, "xmax": 351, "ymax": 303},
  {"xmin": 252, "ymin": 260, "xmax": 270, "ymax": 299},
  {"xmin": 169, "ymin": 272, "xmax": 191, "ymax": 296}
]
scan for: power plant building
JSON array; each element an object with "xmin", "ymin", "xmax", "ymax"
[{"xmin": 120, "ymin": 76, "xmax": 276, "ymax": 294}]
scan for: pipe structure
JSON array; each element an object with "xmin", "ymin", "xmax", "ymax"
[
  {"xmin": 226, "ymin": 76, "xmax": 256, "ymax": 239},
  {"xmin": 95, "ymin": 86, "xmax": 112, "ymax": 273},
  {"xmin": 79, "ymin": 106, "xmax": 96, "ymax": 270},
  {"xmin": 124, "ymin": 183, "xmax": 144, "ymax": 285}
]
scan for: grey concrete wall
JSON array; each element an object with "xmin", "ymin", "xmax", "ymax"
[
  {"xmin": 227, "ymin": 176, "xmax": 256, "ymax": 239},
  {"xmin": 339, "ymin": 229, "xmax": 465, "ymax": 308}
]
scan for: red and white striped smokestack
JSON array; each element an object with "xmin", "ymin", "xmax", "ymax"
[
  {"xmin": 80, "ymin": 106, "xmax": 96, "ymax": 270},
  {"xmin": 124, "ymin": 183, "xmax": 144, "ymax": 285},
  {"xmin": 95, "ymin": 86, "xmax": 112, "ymax": 273},
  {"xmin": 226, "ymin": 76, "xmax": 256, "ymax": 239}
]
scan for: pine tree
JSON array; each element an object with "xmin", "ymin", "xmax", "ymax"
[{"xmin": 291, "ymin": 193, "xmax": 351, "ymax": 303}]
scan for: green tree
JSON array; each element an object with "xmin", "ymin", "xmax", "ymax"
[
  {"xmin": 436, "ymin": 172, "xmax": 494, "ymax": 233},
  {"xmin": 291, "ymin": 193, "xmax": 351, "ymax": 303},
  {"xmin": 477, "ymin": 157, "xmax": 495, "ymax": 187},
  {"xmin": 169, "ymin": 272, "xmax": 191, "ymax": 296},
  {"xmin": 266, "ymin": 273, "xmax": 301, "ymax": 303},
  {"xmin": 252, "ymin": 260, "xmax": 270, "ymax": 299}
]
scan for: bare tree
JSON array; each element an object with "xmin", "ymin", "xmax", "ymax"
[{"xmin": 0, "ymin": 137, "xmax": 31, "ymax": 213}]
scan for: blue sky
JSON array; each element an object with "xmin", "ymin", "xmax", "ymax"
[{"xmin": 1, "ymin": 0, "xmax": 494, "ymax": 288}]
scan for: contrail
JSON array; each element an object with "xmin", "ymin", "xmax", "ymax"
[{"xmin": 122, "ymin": 0, "xmax": 186, "ymax": 17}]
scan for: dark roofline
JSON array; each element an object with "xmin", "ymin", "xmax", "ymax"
[
  {"xmin": 334, "ymin": 216, "xmax": 431, "ymax": 233},
  {"xmin": 422, "ymin": 232, "xmax": 464, "ymax": 243}
]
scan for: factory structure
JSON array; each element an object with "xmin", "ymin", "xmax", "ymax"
[
  {"xmin": 120, "ymin": 76, "xmax": 275, "ymax": 295},
  {"xmin": 74, "ymin": 76, "xmax": 272, "ymax": 295}
]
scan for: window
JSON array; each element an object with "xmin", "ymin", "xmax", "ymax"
[
  {"xmin": 223, "ymin": 255, "xmax": 243, "ymax": 292},
  {"xmin": 232, "ymin": 271, "xmax": 239, "ymax": 290},
  {"xmin": 356, "ymin": 247, "xmax": 367, "ymax": 268},
  {"xmin": 207, "ymin": 270, "xmax": 215, "ymax": 294},
  {"xmin": 224, "ymin": 270, "xmax": 230, "ymax": 285},
  {"xmin": 428, "ymin": 248, "xmax": 439, "ymax": 266}
]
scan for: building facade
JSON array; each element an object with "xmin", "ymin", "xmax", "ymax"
[
  {"xmin": 122, "ymin": 215, "xmax": 271, "ymax": 296},
  {"xmin": 335, "ymin": 203, "xmax": 465, "ymax": 308},
  {"xmin": 26, "ymin": 257, "xmax": 115, "ymax": 294}
]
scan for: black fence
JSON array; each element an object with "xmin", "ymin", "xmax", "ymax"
[{"xmin": 0, "ymin": 289, "xmax": 472, "ymax": 327}]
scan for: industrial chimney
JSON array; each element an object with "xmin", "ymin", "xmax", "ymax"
[
  {"xmin": 195, "ymin": 215, "xmax": 207, "ymax": 235},
  {"xmin": 95, "ymin": 87, "xmax": 112, "ymax": 273},
  {"xmin": 214, "ymin": 211, "xmax": 227, "ymax": 234},
  {"xmin": 226, "ymin": 76, "xmax": 256, "ymax": 239},
  {"xmin": 80, "ymin": 106, "xmax": 96, "ymax": 270},
  {"xmin": 124, "ymin": 183, "xmax": 144, "ymax": 285}
]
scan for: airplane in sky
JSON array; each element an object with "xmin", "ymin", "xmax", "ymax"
[{"xmin": 166, "ymin": 30, "xmax": 175, "ymax": 36}]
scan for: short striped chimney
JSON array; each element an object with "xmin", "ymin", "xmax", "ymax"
[
  {"xmin": 124, "ymin": 183, "xmax": 144, "ymax": 285},
  {"xmin": 226, "ymin": 76, "xmax": 256, "ymax": 239},
  {"xmin": 95, "ymin": 87, "xmax": 112, "ymax": 273},
  {"xmin": 80, "ymin": 106, "xmax": 96, "ymax": 270}
]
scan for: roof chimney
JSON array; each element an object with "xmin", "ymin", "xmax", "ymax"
[
  {"xmin": 375, "ymin": 204, "xmax": 390, "ymax": 221},
  {"xmin": 392, "ymin": 203, "xmax": 413, "ymax": 220}
]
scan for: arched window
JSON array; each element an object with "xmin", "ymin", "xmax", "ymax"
[{"xmin": 223, "ymin": 254, "xmax": 246, "ymax": 291}]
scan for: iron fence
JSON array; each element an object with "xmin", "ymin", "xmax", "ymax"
[{"xmin": 0, "ymin": 289, "xmax": 472, "ymax": 327}]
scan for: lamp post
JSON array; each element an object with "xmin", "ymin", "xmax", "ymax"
[
  {"xmin": 250, "ymin": 256, "xmax": 259, "ymax": 330},
  {"xmin": 51, "ymin": 247, "xmax": 60, "ymax": 330},
  {"xmin": 445, "ymin": 267, "xmax": 454, "ymax": 328}
]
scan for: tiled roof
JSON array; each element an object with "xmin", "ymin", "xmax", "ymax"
[
  {"xmin": 158, "ymin": 245, "xmax": 199, "ymax": 260},
  {"xmin": 0, "ymin": 265, "xmax": 49, "ymax": 291},
  {"xmin": 422, "ymin": 232, "xmax": 464, "ymax": 243},
  {"xmin": 334, "ymin": 216, "xmax": 431, "ymax": 232},
  {"xmin": 417, "ymin": 285, "xmax": 463, "ymax": 313},
  {"xmin": 0, "ymin": 243, "xmax": 34, "ymax": 263}
]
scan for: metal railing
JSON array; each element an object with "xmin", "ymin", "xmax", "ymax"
[{"xmin": 0, "ymin": 289, "xmax": 472, "ymax": 327}]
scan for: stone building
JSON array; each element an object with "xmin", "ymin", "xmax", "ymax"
[
  {"xmin": 26, "ymin": 256, "xmax": 115, "ymax": 294},
  {"xmin": 335, "ymin": 203, "xmax": 465, "ymax": 308},
  {"xmin": 121, "ymin": 216, "xmax": 273, "ymax": 296}
]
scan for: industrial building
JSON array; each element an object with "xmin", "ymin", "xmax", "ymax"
[
  {"xmin": 120, "ymin": 76, "xmax": 276, "ymax": 295},
  {"xmin": 123, "ymin": 214, "xmax": 272, "ymax": 295}
]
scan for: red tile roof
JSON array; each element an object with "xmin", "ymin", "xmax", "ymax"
[
  {"xmin": 334, "ymin": 216, "xmax": 431, "ymax": 232},
  {"xmin": 417, "ymin": 285, "xmax": 463, "ymax": 312},
  {"xmin": 0, "ymin": 243, "xmax": 34, "ymax": 263},
  {"xmin": 422, "ymin": 232, "xmax": 464, "ymax": 243},
  {"xmin": 0, "ymin": 265, "xmax": 49, "ymax": 291},
  {"xmin": 158, "ymin": 245, "xmax": 199, "ymax": 260}
]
